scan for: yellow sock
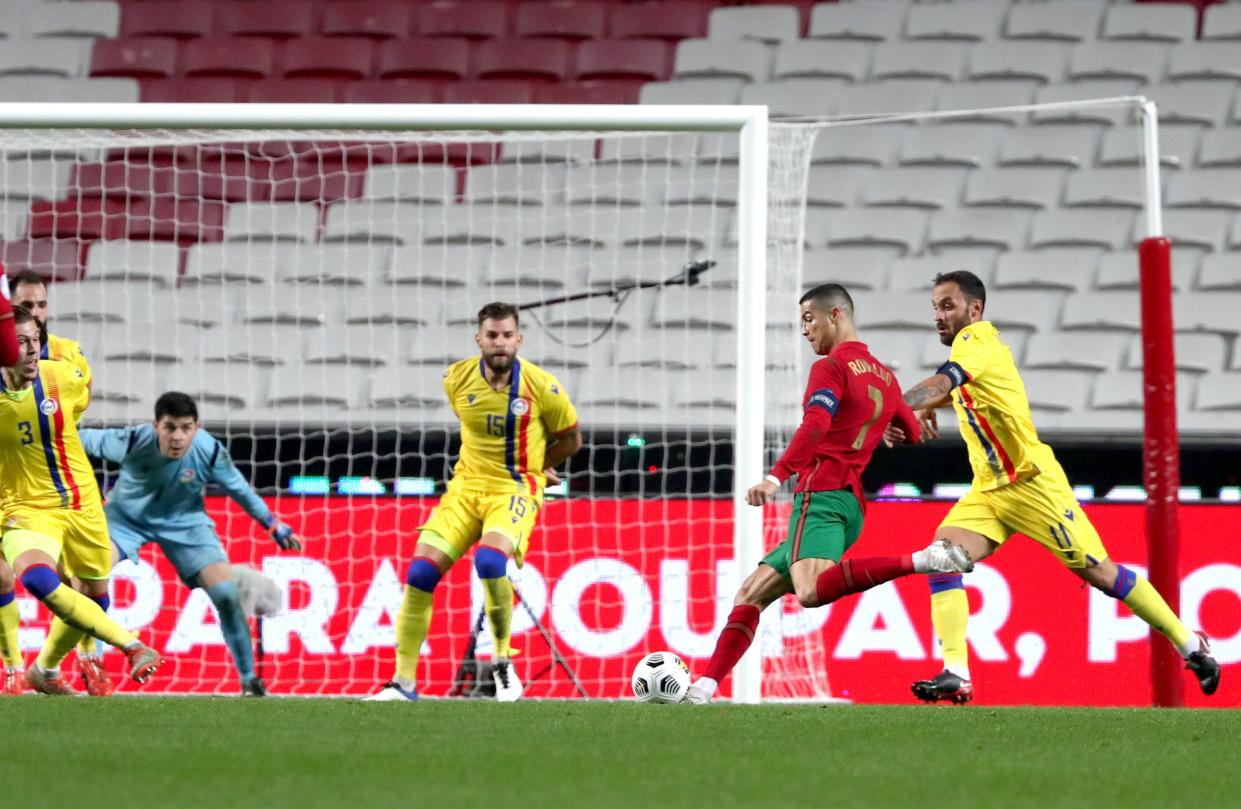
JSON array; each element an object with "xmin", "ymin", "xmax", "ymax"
[
  {"xmin": 931, "ymin": 586, "xmax": 970, "ymax": 676},
  {"xmin": 0, "ymin": 597, "xmax": 22, "ymax": 668},
  {"xmin": 77, "ymin": 631, "xmax": 101, "ymax": 659},
  {"xmin": 482, "ymin": 576, "xmax": 514, "ymax": 659},
  {"xmin": 394, "ymin": 585, "xmax": 434, "ymax": 685},
  {"xmin": 1123, "ymin": 577, "xmax": 1194, "ymax": 653},
  {"xmin": 37, "ymin": 585, "xmax": 137, "ymax": 667},
  {"xmin": 37, "ymin": 616, "xmax": 86, "ymax": 671}
]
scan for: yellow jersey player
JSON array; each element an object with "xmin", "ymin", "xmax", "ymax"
[
  {"xmin": 811, "ymin": 270, "xmax": 1220, "ymax": 703},
  {"xmin": 368, "ymin": 302, "xmax": 582, "ymax": 702},
  {"xmin": 0, "ymin": 307, "xmax": 163, "ymax": 695},
  {"xmin": 9, "ymin": 270, "xmax": 91, "ymax": 383}
]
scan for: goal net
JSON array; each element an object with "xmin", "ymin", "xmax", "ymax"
[{"xmin": 0, "ymin": 105, "xmax": 841, "ymax": 699}]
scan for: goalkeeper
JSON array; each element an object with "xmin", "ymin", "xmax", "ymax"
[{"xmin": 66, "ymin": 391, "xmax": 304, "ymax": 697}]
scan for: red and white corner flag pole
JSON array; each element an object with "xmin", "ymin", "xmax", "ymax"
[{"xmin": 1137, "ymin": 99, "xmax": 1183, "ymax": 708}]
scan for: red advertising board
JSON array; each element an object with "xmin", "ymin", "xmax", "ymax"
[{"xmin": 17, "ymin": 498, "xmax": 1240, "ymax": 705}]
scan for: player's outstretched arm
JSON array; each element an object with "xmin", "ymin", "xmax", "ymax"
[
  {"xmin": 78, "ymin": 426, "xmax": 139, "ymax": 464},
  {"xmin": 209, "ymin": 443, "xmax": 303, "ymax": 551}
]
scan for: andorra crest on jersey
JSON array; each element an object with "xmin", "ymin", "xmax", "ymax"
[
  {"xmin": 179, "ymin": 468, "xmax": 197, "ymax": 484},
  {"xmin": 510, "ymin": 398, "xmax": 530, "ymax": 416},
  {"xmin": 39, "ymin": 399, "xmax": 58, "ymax": 416}
]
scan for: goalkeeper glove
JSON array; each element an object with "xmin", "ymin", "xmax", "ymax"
[{"xmin": 267, "ymin": 520, "xmax": 302, "ymax": 551}]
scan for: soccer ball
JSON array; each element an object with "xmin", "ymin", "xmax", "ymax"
[{"xmin": 631, "ymin": 651, "xmax": 691, "ymax": 703}]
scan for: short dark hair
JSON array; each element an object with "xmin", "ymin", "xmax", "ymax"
[
  {"xmin": 9, "ymin": 270, "xmax": 45, "ymax": 293},
  {"xmin": 799, "ymin": 283, "xmax": 854, "ymax": 316},
  {"xmin": 934, "ymin": 270, "xmax": 986, "ymax": 312},
  {"xmin": 11, "ymin": 305, "xmax": 36, "ymax": 326},
  {"xmin": 155, "ymin": 391, "xmax": 199, "ymax": 422},
  {"xmin": 477, "ymin": 301, "xmax": 520, "ymax": 329}
]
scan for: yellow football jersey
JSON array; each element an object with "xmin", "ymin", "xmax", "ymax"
[
  {"xmin": 44, "ymin": 332, "xmax": 92, "ymax": 388},
  {"xmin": 0, "ymin": 359, "xmax": 101, "ymax": 512},
  {"xmin": 443, "ymin": 356, "xmax": 578, "ymax": 496},
  {"xmin": 938, "ymin": 321, "xmax": 1056, "ymax": 492}
]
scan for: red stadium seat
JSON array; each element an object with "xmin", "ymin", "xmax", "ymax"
[
  {"xmin": 282, "ymin": 37, "xmax": 375, "ymax": 79},
  {"xmin": 69, "ymin": 163, "xmax": 160, "ymax": 199},
  {"xmin": 609, "ymin": 1, "xmax": 710, "ymax": 42},
  {"xmin": 321, "ymin": 1, "xmax": 414, "ymax": 39},
  {"xmin": 575, "ymin": 38, "xmax": 670, "ymax": 81},
  {"xmin": 27, "ymin": 199, "xmax": 128, "ymax": 241},
  {"xmin": 245, "ymin": 78, "xmax": 344, "ymax": 103},
  {"xmin": 270, "ymin": 159, "xmax": 366, "ymax": 203},
  {"xmin": 342, "ymin": 79, "xmax": 439, "ymax": 103},
  {"xmin": 120, "ymin": 0, "xmax": 215, "ymax": 39},
  {"xmin": 125, "ymin": 199, "xmax": 226, "ymax": 243},
  {"xmin": 140, "ymin": 78, "xmax": 243, "ymax": 103},
  {"xmin": 377, "ymin": 37, "xmax": 470, "ymax": 80},
  {"xmin": 90, "ymin": 38, "xmax": 178, "ymax": 79},
  {"xmin": 218, "ymin": 1, "xmax": 317, "ymax": 39},
  {"xmin": 0, "ymin": 239, "xmax": 84, "ymax": 282},
  {"xmin": 170, "ymin": 162, "xmax": 270, "ymax": 203},
  {"xmin": 442, "ymin": 79, "xmax": 534, "ymax": 104},
  {"xmin": 475, "ymin": 39, "xmax": 570, "ymax": 82},
  {"xmin": 534, "ymin": 81, "xmax": 641, "ymax": 104},
  {"xmin": 515, "ymin": 1, "xmax": 607, "ymax": 41},
  {"xmin": 183, "ymin": 37, "xmax": 275, "ymax": 78},
  {"xmin": 416, "ymin": 1, "xmax": 510, "ymax": 40}
]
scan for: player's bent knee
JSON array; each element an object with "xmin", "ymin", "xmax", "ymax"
[
  {"xmin": 794, "ymin": 589, "xmax": 821, "ymax": 610},
  {"xmin": 405, "ymin": 558, "xmax": 442, "ymax": 593},
  {"xmin": 474, "ymin": 546, "xmax": 508, "ymax": 580},
  {"xmin": 19, "ymin": 564, "xmax": 61, "ymax": 600}
]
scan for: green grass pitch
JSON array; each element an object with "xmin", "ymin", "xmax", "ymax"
[{"xmin": 2, "ymin": 698, "xmax": 1236, "ymax": 809}]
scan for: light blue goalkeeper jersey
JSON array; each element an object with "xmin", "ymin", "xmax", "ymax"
[{"xmin": 79, "ymin": 424, "xmax": 273, "ymax": 533}]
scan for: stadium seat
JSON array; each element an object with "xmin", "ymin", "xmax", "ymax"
[
  {"xmin": 1064, "ymin": 169, "xmax": 1144, "ymax": 210},
  {"xmin": 1096, "ymin": 249, "xmax": 1198, "ymax": 292},
  {"xmin": 369, "ymin": 367, "xmax": 453, "ymax": 409},
  {"xmin": 345, "ymin": 291, "xmax": 442, "ymax": 326},
  {"xmin": 277, "ymin": 244, "xmax": 391, "ymax": 286},
  {"xmin": 246, "ymin": 79, "xmax": 343, "ymax": 103},
  {"xmin": 651, "ymin": 287, "xmax": 736, "ymax": 329},
  {"xmin": 888, "ymin": 254, "xmax": 993, "ymax": 292},
  {"xmin": 126, "ymin": 198, "xmax": 227, "ymax": 243},
  {"xmin": 97, "ymin": 320, "xmax": 184, "ymax": 363},
  {"xmin": 852, "ymin": 292, "xmax": 932, "ymax": 330},
  {"xmin": 802, "ymin": 247, "xmax": 890, "ymax": 291},
  {"xmin": 835, "ymin": 81, "xmax": 938, "ymax": 119},
  {"xmin": 1098, "ymin": 125, "xmax": 1198, "ymax": 169},
  {"xmin": 476, "ymin": 38, "xmax": 571, "ymax": 82},
  {"xmin": 51, "ymin": 280, "xmax": 143, "ymax": 323},
  {"xmin": 999, "ymin": 126, "xmax": 1101, "ymax": 170},
  {"xmin": 583, "ymin": 245, "xmax": 701, "ymax": 289},
  {"xmin": 1202, "ymin": 3, "xmax": 1241, "ymax": 41},
  {"xmin": 120, "ymin": 0, "xmax": 213, "ymax": 38},
  {"xmin": 480, "ymin": 244, "xmax": 583, "ymax": 289},
  {"xmin": 862, "ymin": 168, "xmax": 967, "ymax": 210},
  {"xmin": 772, "ymin": 39, "xmax": 871, "ymax": 82},
  {"xmin": 994, "ymin": 249, "xmax": 1094, "ymax": 292},
  {"xmin": 244, "ymin": 284, "xmax": 346, "ymax": 327},
  {"xmin": 466, "ymin": 164, "xmax": 567, "ymax": 206},
  {"xmin": 1025, "ymin": 331, "xmax": 1127, "ymax": 371},
  {"xmin": 664, "ymin": 165, "xmax": 739, "ymax": 207},
  {"xmin": 362, "ymin": 165, "xmax": 458, "ymax": 204},
  {"xmin": 534, "ymin": 81, "xmax": 641, "ymax": 105},
  {"xmin": 575, "ymin": 39, "xmax": 670, "ymax": 83},
  {"xmin": 89, "ymin": 37, "xmax": 177, "ymax": 79},
  {"xmin": 183, "ymin": 242, "xmax": 279, "ymax": 285},
  {"xmin": 500, "ymin": 138, "xmax": 595, "ymax": 165},
  {"xmin": 0, "ymin": 158, "xmax": 72, "ymax": 200},
  {"xmin": 1005, "ymin": 0, "xmax": 1104, "ymax": 43},
  {"xmin": 1062, "ymin": 291, "xmax": 1140, "ymax": 332},
  {"xmin": 322, "ymin": 200, "xmax": 416, "ymax": 244},
  {"xmin": 182, "ymin": 37, "xmax": 275, "ymax": 78},
  {"xmin": 513, "ymin": 205, "xmax": 610, "ymax": 246},
  {"xmin": 27, "ymin": 197, "xmax": 128, "ymax": 240},
  {"xmin": 1125, "ymin": 332, "xmax": 1226, "ymax": 374},
  {"xmin": 1166, "ymin": 171, "xmax": 1241, "ymax": 211},
  {"xmin": 707, "ymin": 5, "xmax": 799, "ymax": 43},
  {"xmin": 223, "ymin": 202, "xmax": 319, "ymax": 242},
  {"xmin": 904, "ymin": 0, "xmax": 1007, "ymax": 41},
  {"xmin": 386, "ymin": 245, "xmax": 485, "ymax": 286},
  {"xmin": 1198, "ymin": 129, "xmax": 1241, "ymax": 168},
  {"xmin": 614, "ymin": 330, "xmax": 713, "ymax": 369},
  {"xmin": 934, "ymin": 82, "xmax": 1036, "ymax": 125},
  {"xmin": 1228, "ymin": 216, "xmax": 1241, "ymax": 250},
  {"xmin": 811, "ymin": 126, "xmax": 902, "ymax": 166},
  {"xmin": 597, "ymin": 132, "xmax": 696, "ymax": 164},
  {"xmin": 515, "ymin": 1, "xmax": 607, "ymax": 41},
  {"xmin": 564, "ymin": 163, "xmax": 657, "ymax": 206},
  {"xmin": 281, "ymin": 38, "xmax": 374, "ymax": 80},
  {"xmin": 1199, "ymin": 254, "xmax": 1241, "ymax": 290},
  {"xmin": 342, "ymin": 79, "xmax": 439, "ymax": 103},
  {"xmin": 218, "ymin": 2, "xmax": 316, "ymax": 38},
  {"xmin": 1174, "ymin": 293, "xmax": 1241, "ymax": 336},
  {"xmin": 27, "ymin": 1, "xmax": 120, "ymax": 39},
  {"xmin": 964, "ymin": 169, "xmax": 1066, "ymax": 210},
  {"xmin": 1067, "ymin": 42, "xmax": 1169, "ymax": 85},
  {"xmin": 859, "ymin": 329, "xmax": 923, "ymax": 376},
  {"xmin": 808, "ymin": 1, "xmax": 910, "ymax": 42},
  {"xmin": 416, "ymin": 1, "xmax": 510, "ymax": 40},
  {"xmin": 1090, "ymin": 371, "xmax": 1194, "ymax": 415},
  {"xmin": 966, "ymin": 41, "xmax": 1069, "ymax": 84},
  {"xmin": 377, "ymin": 37, "xmax": 469, "ymax": 80},
  {"xmin": 1102, "ymin": 4, "xmax": 1196, "ymax": 44},
  {"xmin": 89, "ymin": 360, "xmax": 161, "ymax": 410},
  {"xmin": 442, "ymin": 80, "xmax": 535, "ymax": 104},
  {"xmin": 805, "ymin": 166, "xmax": 864, "ymax": 207},
  {"xmin": 1029, "ymin": 210, "xmax": 1133, "ymax": 250},
  {"xmin": 815, "ymin": 208, "xmax": 926, "ymax": 254},
  {"xmin": 673, "ymin": 38, "xmax": 770, "ymax": 82},
  {"xmin": 174, "ymin": 362, "xmax": 276, "ymax": 414},
  {"xmin": 928, "ymin": 208, "xmax": 1030, "ymax": 251},
  {"xmin": 0, "ymin": 39, "xmax": 85, "ymax": 77},
  {"xmin": 1157, "ymin": 210, "xmax": 1233, "ymax": 253},
  {"xmin": 321, "ymin": 2, "xmax": 416, "ymax": 39},
  {"xmin": 1167, "ymin": 42, "xmax": 1241, "ymax": 83},
  {"xmin": 1032, "ymin": 83, "xmax": 1139, "ymax": 127},
  {"xmin": 871, "ymin": 42, "xmax": 969, "ymax": 83},
  {"xmin": 0, "ymin": 238, "xmax": 83, "ymax": 282},
  {"xmin": 985, "ymin": 290, "xmax": 1065, "ymax": 333},
  {"xmin": 142, "ymin": 78, "xmax": 242, "ymax": 103},
  {"xmin": 609, "ymin": 1, "xmax": 710, "ymax": 43},
  {"xmin": 621, "ymin": 206, "xmax": 725, "ymax": 249},
  {"xmin": 1144, "ymin": 82, "xmax": 1234, "ymax": 128},
  {"xmin": 303, "ymin": 324, "xmax": 403, "ymax": 366},
  {"xmin": 670, "ymin": 369, "xmax": 737, "ymax": 413},
  {"xmin": 1196, "ymin": 373, "xmax": 1241, "ymax": 411},
  {"xmin": 640, "ymin": 78, "xmax": 743, "ymax": 105},
  {"xmin": 84, "ymin": 240, "xmax": 180, "ymax": 285}
]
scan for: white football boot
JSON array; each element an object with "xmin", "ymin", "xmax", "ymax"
[
  {"xmin": 365, "ymin": 681, "xmax": 418, "ymax": 701},
  {"xmin": 923, "ymin": 538, "xmax": 974, "ymax": 573},
  {"xmin": 492, "ymin": 658, "xmax": 524, "ymax": 702}
]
